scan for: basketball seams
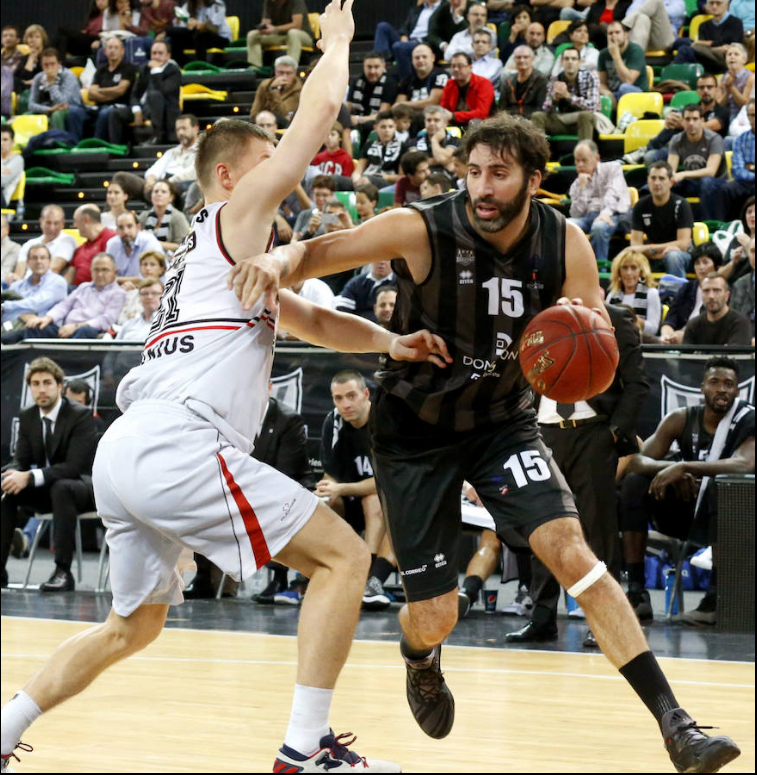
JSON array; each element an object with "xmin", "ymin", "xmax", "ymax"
[{"xmin": 519, "ymin": 305, "xmax": 619, "ymax": 402}]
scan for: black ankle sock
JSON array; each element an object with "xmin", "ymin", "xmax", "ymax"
[
  {"xmin": 628, "ymin": 562, "xmax": 646, "ymax": 589},
  {"xmin": 273, "ymin": 568, "xmax": 288, "ymax": 586},
  {"xmin": 619, "ymin": 650, "xmax": 678, "ymax": 728},
  {"xmin": 462, "ymin": 574, "xmax": 484, "ymax": 603},
  {"xmin": 400, "ymin": 635, "xmax": 433, "ymax": 662},
  {"xmin": 371, "ymin": 556, "xmax": 396, "ymax": 584}
]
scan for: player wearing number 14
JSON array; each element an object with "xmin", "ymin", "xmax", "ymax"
[{"xmin": 234, "ymin": 112, "xmax": 741, "ymax": 771}]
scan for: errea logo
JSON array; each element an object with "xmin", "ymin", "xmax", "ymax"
[
  {"xmin": 459, "ymin": 270, "xmax": 474, "ymax": 285},
  {"xmin": 434, "ymin": 553, "xmax": 447, "ymax": 568}
]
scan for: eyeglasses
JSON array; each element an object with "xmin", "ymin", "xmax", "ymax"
[{"xmin": 139, "ymin": 290, "xmax": 162, "ymax": 297}]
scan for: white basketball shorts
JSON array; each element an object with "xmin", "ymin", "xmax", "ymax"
[{"xmin": 93, "ymin": 400, "xmax": 319, "ymax": 617}]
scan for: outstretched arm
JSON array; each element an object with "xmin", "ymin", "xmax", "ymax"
[
  {"xmin": 278, "ymin": 289, "xmax": 452, "ymax": 367},
  {"xmin": 228, "ymin": 207, "xmax": 431, "ymax": 311},
  {"xmin": 222, "ymin": 0, "xmax": 354, "ymax": 258}
]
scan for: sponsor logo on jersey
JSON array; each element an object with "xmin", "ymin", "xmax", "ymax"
[
  {"xmin": 456, "ymin": 248, "xmax": 475, "ymax": 266},
  {"xmin": 141, "ymin": 334, "xmax": 195, "ymax": 363},
  {"xmin": 401, "ymin": 564, "xmax": 428, "ymax": 576},
  {"xmin": 458, "ymin": 269, "xmax": 474, "ymax": 285}
]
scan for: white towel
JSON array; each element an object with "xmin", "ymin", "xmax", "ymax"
[{"xmin": 693, "ymin": 397, "xmax": 747, "ymax": 519}]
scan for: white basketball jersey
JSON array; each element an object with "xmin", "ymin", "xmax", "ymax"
[{"xmin": 116, "ymin": 202, "xmax": 276, "ymax": 453}]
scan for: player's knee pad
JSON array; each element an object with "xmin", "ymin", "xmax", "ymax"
[{"xmin": 567, "ymin": 561, "xmax": 607, "ymax": 598}]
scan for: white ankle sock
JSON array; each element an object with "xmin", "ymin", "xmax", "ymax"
[
  {"xmin": 283, "ymin": 684, "xmax": 333, "ymax": 755},
  {"xmin": 1, "ymin": 691, "xmax": 42, "ymax": 755}
]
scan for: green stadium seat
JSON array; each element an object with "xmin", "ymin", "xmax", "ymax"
[
  {"xmin": 669, "ymin": 90, "xmax": 700, "ymax": 109},
  {"xmin": 660, "ymin": 63, "xmax": 704, "ymax": 88}
]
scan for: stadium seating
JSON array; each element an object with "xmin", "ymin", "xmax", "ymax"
[
  {"xmin": 623, "ymin": 120, "xmax": 665, "ymax": 153},
  {"xmin": 688, "ymin": 14, "xmax": 712, "ymax": 41},
  {"xmin": 660, "ymin": 63, "xmax": 704, "ymax": 88},
  {"xmin": 617, "ymin": 92, "xmax": 663, "ymax": 119},
  {"xmin": 669, "ymin": 90, "xmax": 700, "ymax": 109},
  {"xmin": 546, "ymin": 20, "xmax": 570, "ymax": 45},
  {"xmin": 10, "ymin": 114, "xmax": 48, "ymax": 148}
]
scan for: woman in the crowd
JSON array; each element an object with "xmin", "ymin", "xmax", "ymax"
[
  {"xmin": 720, "ymin": 195, "xmax": 755, "ymax": 285},
  {"xmin": 117, "ymin": 248, "xmax": 167, "ymax": 323},
  {"xmin": 163, "ymin": 0, "xmax": 231, "ymax": 67},
  {"xmin": 101, "ymin": 180, "xmax": 130, "ymax": 229},
  {"xmin": 138, "ymin": 179, "xmax": 190, "ymax": 254},
  {"xmin": 718, "ymin": 44, "xmax": 754, "ymax": 121},
  {"xmin": 586, "ymin": 0, "xmax": 632, "ymax": 49},
  {"xmin": 102, "ymin": 0, "xmax": 149, "ymax": 35},
  {"xmin": 607, "ymin": 251, "xmax": 662, "ymax": 335},
  {"xmin": 13, "ymin": 25, "xmax": 48, "ymax": 97},
  {"xmin": 500, "ymin": 5, "xmax": 533, "ymax": 62},
  {"xmin": 659, "ymin": 243, "xmax": 723, "ymax": 344}
]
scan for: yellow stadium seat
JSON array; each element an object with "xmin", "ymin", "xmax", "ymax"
[
  {"xmin": 10, "ymin": 114, "xmax": 49, "ymax": 148},
  {"xmin": 1, "ymin": 170, "xmax": 26, "ymax": 219},
  {"xmin": 746, "ymin": 61, "xmax": 755, "ymax": 72},
  {"xmin": 692, "ymin": 221, "xmax": 709, "ymax": 246},
  {"xmin": 623, "ymin": 119, "xmax": 665, "ymax": 153},
  {"xmin": 688, "ymin": 14, "xmax": 712, "ymax": 41},
  {"xmin": 70, "ymin": 65, "xmax": 84, "ymax": 78},
  {"xmin": 725, "ymin": 149, "xmax": 732, "ymax": 178},
  {"xmin": 628, "ymin": 186, "xmax": 639, "ymax": 207},
  {"xmin": 80, "ymin": 88, "xmax": 95, "ymax": 107},
  {"xmin": 63, "ymin": 227, "xmax": 86, "ymax": 247},
  {"xmin": 646, "ymin": 65, "xmax": 654, "ymax": 88},
  {"xmin": 547, "ymin": 20, "xmax": 571, "ymax": 44},
  {"xmin": 617, "ymin": 91, "xmax": 663, "ymax": 119},
  {"xmin": 226, "ymin": 16, "xmax": 240, "ymax": 42}
]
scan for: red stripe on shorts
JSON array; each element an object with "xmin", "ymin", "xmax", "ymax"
[{"xmin": 217, "ymin": 453, "xmax": 271, "ymax": 567}]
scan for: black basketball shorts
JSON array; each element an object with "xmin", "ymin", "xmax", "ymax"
[{"xmin": 370, "ymin": 391, "xmax": 579, "ymax": 602}]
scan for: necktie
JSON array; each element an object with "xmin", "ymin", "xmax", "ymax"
[
  {"xmin": 43, "ymin": 417, "xmax": 54, "ymax": 464},
  {"xmin": 556, "ymin": 402, "xmax": 575, "ymax": 421}
]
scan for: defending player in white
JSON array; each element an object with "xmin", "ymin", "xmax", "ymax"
[{"xmin": 0, "ymin": 2, "xmax": 452, "ymax": 771}]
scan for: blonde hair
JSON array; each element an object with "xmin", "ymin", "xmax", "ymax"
[
  {"xmin": 195, "ymin": 119, "xmax": 272, "ymax": 192},
  {"xmin": 609, "ymin": 251, "xmax": 657, "ymax": 294},
  {"xmin": 24, "ymin": 24, "xmax": 49, "ymax": 48}
]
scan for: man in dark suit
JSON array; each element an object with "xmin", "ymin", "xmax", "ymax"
[
  {"xmin": 506, "ymin": 304, "xmax": 649, "ymax": 646},
  {"xmin": 1, "ymin": 357, "xmax": 99, "ymax": 591}
]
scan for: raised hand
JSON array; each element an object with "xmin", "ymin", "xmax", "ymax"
[{"xmin": 317, "ymin": 0, "xmax": 355, "ymax": 53}]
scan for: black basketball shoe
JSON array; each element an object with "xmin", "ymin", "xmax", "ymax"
[
  {"xmin": 403, "ymin": 643, "xmax": 455, "ymax": 739},
  {"xmin": 662, "ymin": 708, "xmax": 741, "ymax": 773}
]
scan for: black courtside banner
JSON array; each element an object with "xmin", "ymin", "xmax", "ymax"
[{"xmin": 1, "ymin": 343, "xmax": 754, "ymax": 464}]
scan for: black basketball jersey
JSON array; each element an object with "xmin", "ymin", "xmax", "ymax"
[
  {"xmin": 320, "ymin": 409, "xmax": 374, "ymax": 483},
  {"xmin": 680, "ymin": 402, "xmax": 755, "ymax": 462},
  {"xmin": 376, "ymin": 189, "xmax": 567, "ymax": 431}
]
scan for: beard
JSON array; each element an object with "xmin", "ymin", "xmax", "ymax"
[
  {"xmin": 470, "ymin": 178, "xmax": 530, "ymax": 234},
  {"xmin": 704, "ymin": 393, "xmax": 734, "ymax": 415}
]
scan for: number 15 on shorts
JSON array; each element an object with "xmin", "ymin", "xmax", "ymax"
[{"xmin": 502, "ymin": 450, "xmax": 550, "ymax": 488}]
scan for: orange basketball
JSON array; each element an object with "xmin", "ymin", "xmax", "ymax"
[{"xmin": 519, "ymin": 305, "xmax": 619, "ymax": 402}]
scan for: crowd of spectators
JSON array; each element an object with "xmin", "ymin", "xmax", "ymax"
[{"xmin": 0, "ymin": 0, "xmax": 754, "ymax": 620}]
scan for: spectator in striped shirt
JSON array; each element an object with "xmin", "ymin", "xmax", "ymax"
[
  {"xmin": 707, "ymin": 99, "xmax": 755, "ymax": 222},
  {"xmin": 567, "ymin": 139, "xmax": 631, "ymax": 262},
  {"xmin": 530, "ymin": 47, "xmax": 599, "ymax": 141}
]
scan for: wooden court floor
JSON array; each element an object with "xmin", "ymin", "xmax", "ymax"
[{"xmin": 1, "ymin": 616, "xmax": 754, "ymax": 773}]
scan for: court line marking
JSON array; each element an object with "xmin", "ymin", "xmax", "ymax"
[
  {"xmin": 2, "ymin": 652, "xmax": 754, "ymax": 689},
  {"xmin": 3, "ymin": 615, "xmax": 755, "ymax": 668}
]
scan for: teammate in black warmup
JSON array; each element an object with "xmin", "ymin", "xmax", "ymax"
[
  {"xmin": 231, "ymin": 113, "xmax": 741, "ymax": 772},
  {"xmin": 317, "ymin": 370, "xmax": 396, "ymax": 610}
]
